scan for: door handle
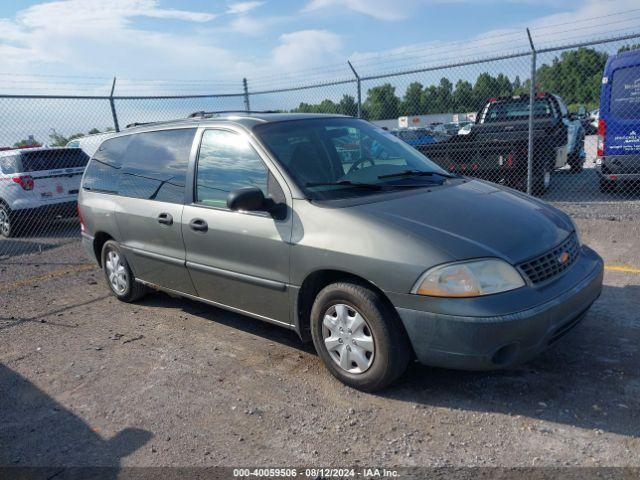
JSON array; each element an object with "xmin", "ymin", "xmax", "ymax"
[
  {"xmin": 189, "ymin": 218, "xmax": 208, "ymax": 232},
  {"xmin": 157, "ymin": 212, "xmax": 173, "ymax": 225}
]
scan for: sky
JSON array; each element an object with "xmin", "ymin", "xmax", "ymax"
[
  {"xmin": 1, "ymin": 0, "xmax": 639, "ymax": 95},
  {"xmin": 0, "ymin": 0, "xmax": 639, "ymax": 145}
]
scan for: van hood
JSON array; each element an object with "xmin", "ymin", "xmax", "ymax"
[{"xmin": 354, "ymin": 180, "xmax": 573, "ymax": 264}]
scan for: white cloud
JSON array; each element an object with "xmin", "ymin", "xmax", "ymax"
[
  {"xmin": 0, "ymin": 0, "xmax": 246, "ymax": 82},
  {"xmin": 227, "ymin": 1, "xmax": 265, "ymax": 15},
  {"xmin": 303, "ymin": 0, "xmax": 417, "ymax": 21},
  {"xmin": 272, "ymin": 29, "xmax": 344, "ymax": 71}
]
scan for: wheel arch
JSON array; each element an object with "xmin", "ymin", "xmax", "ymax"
[
  {"xmin": 294, "ymin": 269, "xmax": 397, "ymax": 343},
  {"xmin": 93, "ymin": 231, "xmax": 114, "ymax": 267}
]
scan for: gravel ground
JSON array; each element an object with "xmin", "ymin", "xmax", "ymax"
[{"xmin": 1, "ymin": 216, "xmax": 639, "ymax": 472}]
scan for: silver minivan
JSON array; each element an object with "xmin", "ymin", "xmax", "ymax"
[{"xmin": 78, "ymin": 112, "xmax": 603, "ymax": 391}]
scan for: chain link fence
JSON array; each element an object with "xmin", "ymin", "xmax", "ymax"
[{"xmin": 1, "ymin": 32, "xmax": 639, "ymax": 277}]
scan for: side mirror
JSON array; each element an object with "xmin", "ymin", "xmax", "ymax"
[{"xmin": 227, "ymin": 187, "xmax": 267, "ymax": 212}]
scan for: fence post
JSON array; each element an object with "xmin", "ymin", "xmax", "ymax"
[
  {"xmin": 109, "ymin": 77, "xmax": 120, "ymax": 132},
  {"xmin": 347, "ymin": 61, "xmax": 362, "ymax": 118},
  {"xmin": 243, "ymin": 78, "xmax": 251, "ymax": 111},
  {"xmin": 526, "ymin": 28, "xmax": 536, "ymax": 195}
]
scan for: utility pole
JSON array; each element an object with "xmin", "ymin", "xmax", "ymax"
[
  {"xmin": 347, "ymin": 61, "xmax": 362, "ymax": 118},
  {"xmin": 243, "ymin": 78, "xmax": 251, "ymax": 111},
  {"xmin": 526, "ymin": 28, "xmax": 536, "ymax": 195},
  {"xmin": 109, "ymin": 76, "xmax": 120, "ymax": 132}
]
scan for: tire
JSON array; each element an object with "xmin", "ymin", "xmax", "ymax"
[
  {"xmin": 568, "ymin": 154, "xmax": 584, "ymax": 173},
  {"xmin": 101, "ymin": 240, "xmax": 147, "ymax": 302},
  {"xmin": 0, "ymin": 203, "xmax": 16, "ymax": 238},
  {"xmin": 532, "ymin": 164, "xmax": 551, "ymax": 197},
  {"xmin": 599, "ymin": 179, "xmax": 617, "ymax": 194},
  {"xmin": 310, "ymin": 282, "xmax": 411, "ymax": 391}
]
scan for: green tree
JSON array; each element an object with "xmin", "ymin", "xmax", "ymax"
[
  {"xmin": 337, "ymin": 94, "xmax": 358, "ymax": 116},
  {"xmin": 536, "ymin": 47, "xmax": 607, "ymax": 104},
  {"xmin": 421, "ymin": 85, "xmax": 438, "ymax": 113},
  {"xmin": 452, "ymin": 80, "xmax": 474, "ymax": 112},
  {"xmin": 13, "ymin": 138, "xmax": 41, "ymax": 148},
  {"xmin": 618, "ymin": 44, "xmax": 640, "ymax": 53},
  {"xmin": 88, "ymin": 128, "xmax": 101, "ymax": 135},
  {"xmin": 363, "ymin": 83, "xmax": 399, "ymax": 120},
  {"xmin": 401, "ymin": 82, "xmax": 424, "ymax": 115}
]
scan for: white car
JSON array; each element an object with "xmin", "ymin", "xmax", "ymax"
[
  {"xmin": 66, "ymin": 132, "xmax": 114, "ymax": 157},
  {"xmin": 0, "ymin": 147, "xmax": 89, "ymax": 237}
]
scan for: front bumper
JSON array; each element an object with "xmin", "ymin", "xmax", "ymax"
[{"xmin": 393, "ymin": 246, "xmax": 604, "ymax": 370}]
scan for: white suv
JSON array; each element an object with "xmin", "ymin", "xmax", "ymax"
[{"xmin": 0, "ymin": 147, "xmax": 89, "ymax": 237}]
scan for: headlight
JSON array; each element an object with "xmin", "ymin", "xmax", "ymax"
[{"xmin": 412, "ymin": 259, "xmax": 525, "ymax": 297}]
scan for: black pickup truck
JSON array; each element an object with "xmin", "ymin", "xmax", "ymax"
[{"xmin": 417, "ymin": 93, "xmax": 585, "ymax": 195}]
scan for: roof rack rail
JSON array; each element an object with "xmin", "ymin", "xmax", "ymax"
[
  {"xmin": 188, "ymin": 110, "xmax": 280, "ymax": 118},
  {"xmin": 125, "ymin": 121, "xmax": 154, "ymax": 128}
]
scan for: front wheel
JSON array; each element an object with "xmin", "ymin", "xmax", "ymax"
[
  {"xmin": 101, "ymin": 240, "xmax": 147, "ymax": 302},
  {"xmin": 310, "ymin": 282, "xmax": 411, "ymax": 391}
]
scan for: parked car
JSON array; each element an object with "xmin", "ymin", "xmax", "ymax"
[
  {"xmin": 390, "ymin": 128, "xmax": 448, "ymax": 146},
  {"xmin": 417, "ymin": 93, "xmax": 586, "ymax": 195},
  {"xmin": 596, "ymin": 48, "xmax": 640, "ymax": 193},
  {"xmin": 66, "ymin": 131, "xmax": 114, "ymax": 157},
  {"xmin": 78, "ymin": 112, "xmax": 603, "ymax": 391},
  {"xmin": 0, "ymin": 147, "xmax": 89, "ymax": 237}
]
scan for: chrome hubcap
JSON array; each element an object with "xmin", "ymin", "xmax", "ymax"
[
  {"xmin": 105, "ymin": 250, "xmax": 128, "ymax": 294},
  {"xmin": 0, "ymin": 208, "xmax": 9, "ymax": 235},
  {"xmin": 322, "ymin": 304, "xmax": 375, "ymax": 374}
]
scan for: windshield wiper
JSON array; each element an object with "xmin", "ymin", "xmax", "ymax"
[
  {"xmin": 305, "ymin": 180, "xmax": 382, "ymax": 190},
  {"xmin": 306, "ymin": 180, "xmax": 437, "ymax": 191},
  {"xmin": 378, "ymin": 169, "xmax": 459, "ymax": 180}
]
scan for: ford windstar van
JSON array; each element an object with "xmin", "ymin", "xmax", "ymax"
[{"xmin": 78, "ymin": 112, "xmax": 603, "ymax": 391}]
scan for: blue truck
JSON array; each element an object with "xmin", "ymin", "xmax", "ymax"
[{"xmin": 597, "ymin": 48, "xmax": 640, "ymax": 192}]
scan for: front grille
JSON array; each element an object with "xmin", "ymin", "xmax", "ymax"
[{"xmin": 518, "ymin": 233, "xmax": 579, "ymax": 285}]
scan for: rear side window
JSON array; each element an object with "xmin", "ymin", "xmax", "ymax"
[
  {"xmin": 2, "ymin": 149, "xmax": 89, "ymax": 174},
  {"xmin": 118, "ymin": 128, "xmax": 195, "ymax": 204},
  {"xmin": 0, "ymin": 155, "xmax": 20, "ymax": 174},
  {"xmin": 610, "ymin": 65, "xmax": 640, "ymax": 119},
  {"xmin": 82, "ymin": 135, "xmax": 131, "ymax": 194}
]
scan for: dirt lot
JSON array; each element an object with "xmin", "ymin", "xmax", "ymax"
[{"xmin": 1, "ymin": 215, "xmax": 639, "ymax": 472}]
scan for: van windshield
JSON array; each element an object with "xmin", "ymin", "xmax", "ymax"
[
  {"xmin": 253, "ymin": 118, "xmax": 450, "ymax": 200},
  {"xmin": 610, "ymin": 65, "xmax": 640, "ymax": 119}
]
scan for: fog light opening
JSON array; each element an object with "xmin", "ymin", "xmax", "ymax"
[{"xmin": 491, "ymin": 343, "xmax": 519, "ymax": 367}]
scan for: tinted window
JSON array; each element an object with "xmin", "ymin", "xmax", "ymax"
[
  {"xmin": 1, "ymin": 149, "xmax": 88, "ymax": 174},
  {"xmin": 481, "ymin": 98, "xmax": 554, "ymax": 122},
  {"xmin": 118, "ymin": 128, "xmax": 195, "ymax": 204},
  {"xmin": 195, "ymin": 130, "xmax": 269, "ymax": 208},
  {"xmin": 610, "ymin": 65, "xmax": 640, "ymax": 119},
  {"xmin": 82, "ymin": 135, "xmax": 131, "ymax": 194}
]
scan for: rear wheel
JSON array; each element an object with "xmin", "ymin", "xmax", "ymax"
[
  {"xmin": 568, "ymin": 154, "xmax": 584, "ymax": 173},
  {"xmin": 532, "ymin": 164, "xmax": 551, "ymax": 196},
  {"xmin": 310, "ymin": 282, "xmax": 411, "ymax": 391},
  {"xmin": 599, "ymin": 179, "xmax": 617, "ymax": 194},
  {"xmin": 0, "ymin": 204, "xmax": 15, "ymax": 238},
  {"xmin": 101, "ymin": 240, "xmax": 147, "ymax": 302}
]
